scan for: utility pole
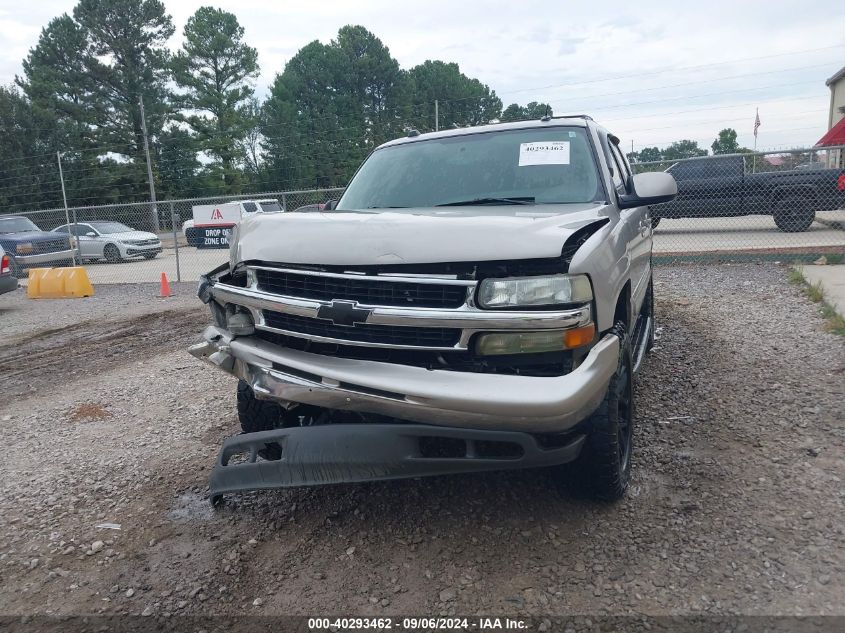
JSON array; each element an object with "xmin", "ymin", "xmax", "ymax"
[
  {"xmin": 139, "ymin": 96, "xmax": 159, "ymax": 232},
  {"xmin": 56, "ymin": 152, "xmax": 79, "ymax": 265},
  {"xmin": 435, "ymin": 99, "xmax": 439, "ymax": 132}
]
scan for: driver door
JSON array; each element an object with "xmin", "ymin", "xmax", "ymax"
[{"xmin": 73, "ymin": 224, "xmax": 101, "ymax": 259}]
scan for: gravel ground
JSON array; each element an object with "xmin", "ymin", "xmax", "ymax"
[{"xmin": 0, "ymin": 264, "xmax": 843, "ymax": 620}]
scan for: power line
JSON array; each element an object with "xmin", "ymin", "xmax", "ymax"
[{"xmin": 500, "ymin": 43, "xmax": 845, "ymax": 98}]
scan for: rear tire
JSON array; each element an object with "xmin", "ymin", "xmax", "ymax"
[
  {"xmin": 773, "ymin": 196, "xmax": 814, "ymax": 232},
  {"xmin": 555, "ymin": 322, "xmax": 634, "ymax": 501}
]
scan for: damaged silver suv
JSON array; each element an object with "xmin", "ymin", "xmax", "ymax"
[{"xmin": 190, "ymin": 116, "xmax": 677, "ymax": 503}]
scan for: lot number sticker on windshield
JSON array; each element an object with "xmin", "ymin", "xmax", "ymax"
[{"xmin": 518, "ymin": 141, "xmax": 570, "ymax": 166}]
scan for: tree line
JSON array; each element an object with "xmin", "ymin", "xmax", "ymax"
[
  {"xmin": 627, "ymin": 128, "xmax": 753, "ymax": 164},
  {"xmin": 0, "ymin": 0, "xmax": 552, "ymax": 212},
  {"xmin": 0, "ymin": 0, "xmax": 759, "ymax": 214}
]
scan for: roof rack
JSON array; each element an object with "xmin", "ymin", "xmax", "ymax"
[{"xmin": 540, "ymin": 114, "xmax": 594, "ymax": 122}]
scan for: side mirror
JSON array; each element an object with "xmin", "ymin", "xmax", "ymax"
[
  {"xmin": 618, "ymin": 172, "xmax": 678, "ymax": 209},
  {"xmin": 85, "ymin": 232, "xmax": 97, "ymax": 237},
  {"xmin": 323, "ymin": 199, "xmax": 339, "ymax": 211}
]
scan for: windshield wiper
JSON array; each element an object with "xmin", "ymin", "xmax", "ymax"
[{"xmin": 435, "ymin": 196, "xmax": 535, "ymax": 206}]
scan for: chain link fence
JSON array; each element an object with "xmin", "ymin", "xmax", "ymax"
[
  {"xmin": 631, "ymin": 145, "xmax": 845, "ymax": 263},
  {"xmin": 3, "ymin": 144, "xmax": 844, "ymax": 285},
  {"xmin": 5, "ymin": 187, "xmax": 344, "ymax": 284}
]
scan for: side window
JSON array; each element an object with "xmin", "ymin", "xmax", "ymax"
[
  {"xmin": 54, "ymin": 225, "xmax": 69, "ymax": 234},
  {"xmin": 76, "ymin": 224, "xmax": 94, "ymax": 236},
  {"xmin": 242, "ymin": 202, "xmax": 257, "ymax": 213},
  {"xmin": 610, "ymin": 144, "xmax": 631, "ymax": 191}
]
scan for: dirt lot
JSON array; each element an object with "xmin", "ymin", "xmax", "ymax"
[{"xmin": 0, "ymin": 265, "xmax": 843, "ymax": 621}]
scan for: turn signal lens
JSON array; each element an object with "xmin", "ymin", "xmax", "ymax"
[
  {"xmin": 563, "ymin": 323, "xmax": 596, "ymax": 348},
  {"xmin": 475, "ymin": 324, "xmax": 596, "ymax": 356}
]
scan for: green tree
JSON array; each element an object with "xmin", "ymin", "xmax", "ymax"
[
  {"xmin": 155, "ymin": 126, "xmax": 205, "ymax": 201},
  {"xmin": 172, "ymin": 6, "xmax": 259, "ymax": 194},
  {"xmin": 500, "ymin": 101, "xmax": 552, "ymax": 122},
  {"xmin": 0, "ymin": 85, "xmax": 56, "ymax": 211},
  {"xmin": 711, "ymin": 128, "xmax": 740, "ymax": 154},
  {"xmin": 18, "ymin": 14, "xmax": 102, "ymax": 151},
  {"xmin": 662, "ymin": 140, "xmax": 708, "ymax": 160},
  {"xmin": 73, "ymin": 0, "xmax": 174, "ymax": 196},
  {"xmin": 263, "ymin": 26, "xmax": 408, "ymax": 189},
  {"xmin": 406, "ymin": 60, "xmax": 501, "ymax": 131}
]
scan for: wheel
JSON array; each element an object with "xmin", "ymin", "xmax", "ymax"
[
  {"xmin": 103, "ymin": 243, "xmax": 122, "ymax": 262},
  {"xmin": 237, "ymin": 380, "xmax": 283, "ymax": 433},
  {"xmin": 236, "ymin": 380, "xmax": 283, "ymax": 459},
  {"xmin": 556, "ymin": 322, "xmax": 634, "ymax": 501},
  {"xmin": 143, "ymin": 252, "xmax": 158, "ymax": 260},
  {"xmin": 650, "ymin": 216, "xmax": 661, "ymax": 229},
  {"xmin": 773, "ymin": 196, "xmax": 814, "ymax": 232}
]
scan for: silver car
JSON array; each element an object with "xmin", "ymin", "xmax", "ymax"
[{"xmin": 53, "ymin": 222, "xmax": 162, "ymax": 262}]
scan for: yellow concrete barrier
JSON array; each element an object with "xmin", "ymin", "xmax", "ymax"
[{"xmin": 27, "ymin": 267, "xmax": 94, "ymax": 299}]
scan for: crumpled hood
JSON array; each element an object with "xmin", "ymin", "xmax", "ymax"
[{"xmin": 233, "ymin": 204, "xmax": 611, "ymax": 266}]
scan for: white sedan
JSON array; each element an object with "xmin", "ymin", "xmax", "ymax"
[{"xmin": 53, "ymin": 222, "xmax": 162, "ymax": 262}]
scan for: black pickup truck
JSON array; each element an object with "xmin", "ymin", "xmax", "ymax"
[{"xmin": 651, "ymin": 154, "xmax": 845, "ymax": 232}]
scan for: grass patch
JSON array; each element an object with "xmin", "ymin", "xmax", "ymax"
[
  {"xmin": 787, "ymin": 266, "xmax": 806, "ymax": 285},
  {"xmin": 806, "ymin": 281, "xmax": 825, "ymax": 303},
  {"xmin": 825, "ymin": 253, "xmax": 844, "ymax": 265},
  {"xmin": 788, "ymin": 265, "xmax": 845, "ymax": 336},
  {"xmin": 821, "ymin": 304, "xmax": 845, "ymax": 335}
]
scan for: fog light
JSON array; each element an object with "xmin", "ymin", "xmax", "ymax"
[
  {"xmin": 475, "ymin": 324, "xmax": 595, "ymax": 355},
  {"xmin": 227, "ymin": 309, "xmax": 255, "ymax": 336}
]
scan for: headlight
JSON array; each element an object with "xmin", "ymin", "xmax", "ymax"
[
  {"xmin": 16, "ymin": 242, "xmax": 34, "ymax": 254},
  {"xmin": 477, "ymin": 274, "xmax": 592, "ymax": 308}
]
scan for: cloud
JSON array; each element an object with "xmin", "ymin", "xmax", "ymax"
[{"xmin": 1, "ymin": 0, "xmax": 843, "ymax": 149}]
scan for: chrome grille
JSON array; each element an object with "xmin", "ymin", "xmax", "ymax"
[
  {"xmin": 262, "ymin": 310, "xmax": 461, "ymax": 348},
  {"xmin": 254, "ymin": 268, "xmax": 468, "ymax": 308}
]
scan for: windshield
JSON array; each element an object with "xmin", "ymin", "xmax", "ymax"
[
  {"xmin": 338, "ymin": 126, "xmax": 604, "ymax": 210},
  {"xmin": 90, "ymin": 222, "xmax": 134, "ymax": 234},
  {"xmin": 0, "ymin": 217, "xmax": 41, "ymax": 233}
]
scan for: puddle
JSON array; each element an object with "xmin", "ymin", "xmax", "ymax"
[{"xmin": 168, "ymin": 492, "xmax": 216, "ymax": 523}]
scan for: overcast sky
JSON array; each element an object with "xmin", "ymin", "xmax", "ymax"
[{"xmin": 1, "ymin": 0, "xmax": 843, "ymax": 152}]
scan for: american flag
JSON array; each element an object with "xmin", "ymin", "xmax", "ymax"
[{"xmin": 754, "ymin": 109, "xmax": 761, "ymax": 138}]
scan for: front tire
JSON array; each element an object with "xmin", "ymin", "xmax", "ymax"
[
  {"xmin": 103, "ymin": 243, "xmax": 122, "ymax": 262},
  {"xmin": 557, "ymin": 322, "xmax": 635, "ymax": 501},
  {"xmin": 236, "ymin": 380, "xmax": 283, "ymax": 433},
  {"xmin": 773, "ymin": 196, "xmax": 814, "ymax": 232},
  {"xmin": 236, "ymin": 380, "xmax": 284, "ymax": 460}
]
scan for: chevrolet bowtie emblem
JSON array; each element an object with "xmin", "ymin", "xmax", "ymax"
[{"xmin": 315, "ymin": 300, "xmax": 372, "ymax": 327}]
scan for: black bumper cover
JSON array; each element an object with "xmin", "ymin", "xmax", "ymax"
[{"xmin": 210, "ymin": 423, "xmax": 586, "ymax": 500}]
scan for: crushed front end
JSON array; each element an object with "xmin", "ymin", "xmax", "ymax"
[{"xmin": 191, "ymin": 252, "xmax": 619, "ymax": 497}]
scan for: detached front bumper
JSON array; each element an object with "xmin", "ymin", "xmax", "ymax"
[
  {"xmin": 209, "ymin": 423, "xmax": 586, "ymax": 496},
  {"xmin": 189, "ymin": 325, "xmax": 619, "ymax": 433}
]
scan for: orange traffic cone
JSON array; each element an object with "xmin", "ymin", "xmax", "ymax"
[{"xmin": 159, "ymin": 272, "xmax": 172, "ymax": 298}]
